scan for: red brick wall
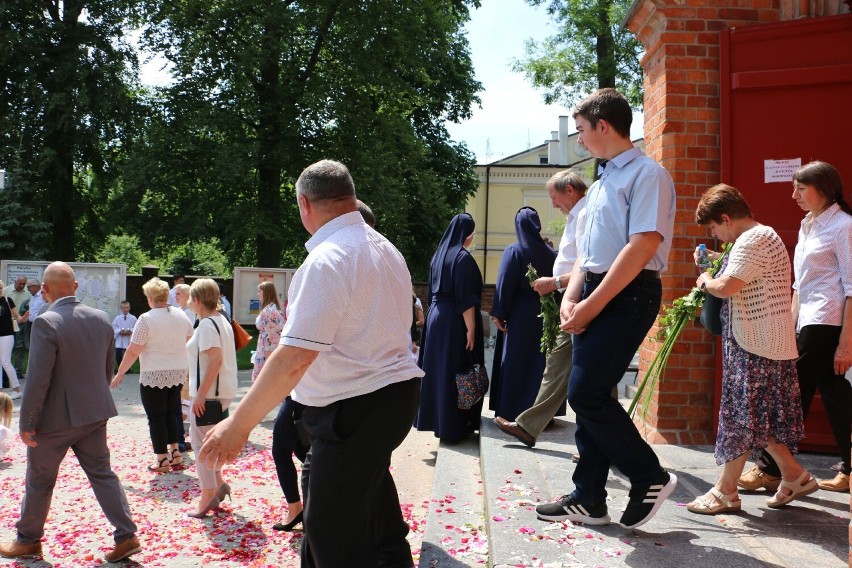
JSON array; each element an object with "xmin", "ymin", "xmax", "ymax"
[
  {"xmin": 627, "ymin": 0, "xmax": 850, "ymax": 444},
  {"xmin": 625, "ymin": 0, "xmax": 782, "ymax": 443}
]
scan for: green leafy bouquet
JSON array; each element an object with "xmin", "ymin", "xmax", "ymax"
[
  {"xmin": 628, "ymin": 244, "xmax": 731, "ymax": 418},
  {"xmin": 526, "ymin": 264, "xmax": 560, "ymax": 355}
]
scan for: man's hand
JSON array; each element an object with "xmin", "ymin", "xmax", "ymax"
[
  {"xmin": 532, "ymin": 276, "xmax": 559, "ymax": 296},
  {"xmin": 835, "ymin": 342, "xmax": 852, "ymax": 376},
  {"xmin": 20, "ymin": 431, "xmax": 37, "ymax": 448},
  {"xmin": 199, "ymin": 416, "xmax": 250, "ymax": 467},
  {"xmin": 560, "ymin": 299, "xmax": 591, "ymax": 335}
]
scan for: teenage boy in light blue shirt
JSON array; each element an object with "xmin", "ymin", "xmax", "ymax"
[{"xmin": 535, "ymin": 88, "xmax": 678, "ymax": 529}]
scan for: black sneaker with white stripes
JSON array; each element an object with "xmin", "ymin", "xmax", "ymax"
[
  {"xmin": 535, "ymin": 494, "xmax": 611, "ymax": 525},
  {"xmin": 619, "ymin": 469, "xmax": 678, "ymax": 528}
]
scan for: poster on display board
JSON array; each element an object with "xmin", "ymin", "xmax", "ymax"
[
  {"xmin": 1, "ymin": 260, "xmax": 126, "ymax": 320},
  {"xmin": 232, "ymin": 267, "xmax": 297, "ymax": 326}
]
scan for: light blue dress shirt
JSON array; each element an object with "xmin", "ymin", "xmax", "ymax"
[{"xmin": 578, "ymin": 147, "xmax": 676, "ymax": 274}]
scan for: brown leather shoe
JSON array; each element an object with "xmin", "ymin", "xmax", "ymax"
[
  {"xmin": 737, "ymin": 464, "xmax": 781, "ymax": 492},
  {"xmin": 818, "ymin": 472, "xmax": 850, "ymax": 492},
  {"xmin": 0, "ymin": 540, "xmax": 42, "ymax": 559},
  {"xmin": 494, "ymin": 416, "xmax": 535, "ymax": 447},
  {"xmin": 104, "ymin": 536, "xmax": 141, "ymax": 563}
]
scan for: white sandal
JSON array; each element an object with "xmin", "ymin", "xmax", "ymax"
[
  {"xmin": 766, "ymin": 470, "xmax": 818, "ymax": 508},
  {"xmin": 687, "ymin": 487, "xmax": 741, "ymax": 515}
]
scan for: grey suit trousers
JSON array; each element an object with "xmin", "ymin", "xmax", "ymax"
[
  {"xmin": 17, "ymin": 420, "xmax": 136, "ymax": 544},
  {"xmin": 515, "ymin": 331, "xmax": 573, "ymax": 439}
]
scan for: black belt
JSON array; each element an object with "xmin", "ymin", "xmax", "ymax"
[{"xmin": 585, "ymin": 269, "xmax": 660, "ymax": 283}]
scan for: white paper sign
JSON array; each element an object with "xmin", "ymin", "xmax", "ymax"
[{"xmin": 764, "ymin": 158, "xmax": 801, "ymax": 184}]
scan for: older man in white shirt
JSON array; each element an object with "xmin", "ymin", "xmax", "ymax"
[
  {"xmin": 200, "ymin": 160, "xmax": 423, "ymax": 568},
  {"xmin": 495, "ymin": 170, "xmax": 588, "ymax": 448}
]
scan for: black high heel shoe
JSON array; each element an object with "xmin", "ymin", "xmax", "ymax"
[
  {"xmin": 187, "ymin": 496, "xmax": 221, "ymax": 518},
  {"xmin": 216, "ymin": 483, "xmax": 231, "ymax": 502},
  {"xmin": 170, "ymin": 448, "xmax": 183, "ymax": 468},
  {"xmin": 272, "ymin": 511, "xmax": 303, "ymax": 532}
]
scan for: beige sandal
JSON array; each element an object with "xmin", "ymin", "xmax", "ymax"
[
  {"xmin": 687, "ymin": 487, "xmax": 741, "ymax": 515},
  {"xmin": 766, "ymin": 470, "xmax": 818, "ymax": 508}
]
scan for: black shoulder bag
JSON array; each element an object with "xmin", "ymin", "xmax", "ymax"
[{"xmin": 195, "ymin": 317, "xmax": 229, "ymax": 426}]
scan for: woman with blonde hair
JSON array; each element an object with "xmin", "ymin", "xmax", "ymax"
[
  {"xmin": 186, "ymin": 278, "xmax": 238, "ymax": 517},
  {"xmin": 112, "ymin": 277, "xmax": 193, "ymax": 473},
  {"xmin": 0, "ymin": 392, "xmax": 13, "ymax": 458},
  {"xmin": 0, "ymin": 282, "xmax": 24, "ymax": 399}
]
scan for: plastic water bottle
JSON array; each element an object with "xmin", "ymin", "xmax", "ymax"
[{"xmin": 697, "ymin": 244, "xmax": 711, "ymax": 271}]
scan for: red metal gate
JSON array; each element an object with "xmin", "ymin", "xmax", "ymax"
[{"xmin": 719, "ymin": 14, "xmax": 852, "ymax": 452}]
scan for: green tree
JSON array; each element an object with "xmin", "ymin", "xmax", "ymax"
[
  {"xmin": 127, "ymin": 0, "xmax": 481, "ymax": 276},
  {"xmin": 158, "ymin": 239, "xmax": 231, "ymax": 277},
  {"xmin": 513, "ymin": 0, "xmax": 643, "ymax": 109},
  {"xmin": 0, "ymin": 1, "xmax": 142, "ymax": 261},
  {"xmin": 0, "ymin": 151, "xmax": 51, "ymax": 259},
  {"xmin": 95, "ymin": 235, "xmax": 150, "ymax": 274}
]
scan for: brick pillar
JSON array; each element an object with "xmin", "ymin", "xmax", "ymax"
[{"xmin": 624, "ymin": 1, "xmax": 780, "ymax": 444}]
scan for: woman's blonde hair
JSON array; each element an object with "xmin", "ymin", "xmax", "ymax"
[
  {"xmin": 174, "ymin": 283, "xmax": 191, "ymax": 294},
  {"xmin": 141, "ymin": 277, "xmax": 170, "ymax": 303},
  {"xmin": 258, "ymin": 281, "xmax": 281, "ymax": 311},
  {"xmin": 0, "ymin": 281, "xmax": 5, "ymax": 297},
  {"xmin": 0, "ymin": 392, "xmax": 12, "ymax": 428},
  {"xmin": 190, "ymin": 278, "xmax": 222, "ymax": 312}
]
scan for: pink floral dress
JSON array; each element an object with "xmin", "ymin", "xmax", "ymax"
[{"xmin": 251, "ymin": 303, "xmax": 286, "ymax": 382}]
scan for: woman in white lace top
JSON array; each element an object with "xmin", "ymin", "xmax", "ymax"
[{"xmin": 111, "ymin": 277, "xmax": 193, "ymax": 473}]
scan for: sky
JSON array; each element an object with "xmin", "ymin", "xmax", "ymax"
[{"xmin": 445, "ymin": 0, "xmax": 569, "ymax": 164}]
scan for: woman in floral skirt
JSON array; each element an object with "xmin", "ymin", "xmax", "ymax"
[{"xmin": 687, "ymin": 184, "xmax": 817, "ymax": 515}]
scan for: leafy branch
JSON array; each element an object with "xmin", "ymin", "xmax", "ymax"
[
  {"xmin": 628, "ymin": 244, "xmax": 731, "ymax": 418},
  {"xmin": 526, "ymin": 264, "xmax": 560, "ymax": 355}
]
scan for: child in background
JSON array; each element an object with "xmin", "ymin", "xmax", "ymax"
[{"xmin": 0, "ymin": 392, "xmax": 13, "ymax": 459}]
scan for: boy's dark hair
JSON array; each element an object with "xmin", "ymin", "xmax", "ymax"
[{"xmin": 573, "ymin": 88, "xmax": 633, "ymax": 139}]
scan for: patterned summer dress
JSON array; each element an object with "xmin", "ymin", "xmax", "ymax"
[
  {"xmin": 251, "ymin": 303, "xmax": 286, "ymax": 382},
  {"xmin": 714, "ymin": 255, "xmax": 805, "ymax": 464}
]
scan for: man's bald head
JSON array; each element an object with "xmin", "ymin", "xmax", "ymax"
[
  {"xmin": 14, "ymin": 276, "xmax": 26, "ymax": 291},
  {"xmin": 42, "ymin": 262, "xmax": 77, "ymax": 302}
]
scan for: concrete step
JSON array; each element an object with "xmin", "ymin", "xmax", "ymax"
[{"xmin": 419, "ymin": 434, "xmax": 489, "ymax": 567}]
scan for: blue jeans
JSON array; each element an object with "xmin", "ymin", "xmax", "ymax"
[{"xmin": 568, "ymin": 276, "xmax": 663, "ymax": 504}]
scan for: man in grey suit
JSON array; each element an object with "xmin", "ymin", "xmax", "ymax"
[{"xmin": 0, "ymin": 262, "xmax": 141, "ymax": 563}]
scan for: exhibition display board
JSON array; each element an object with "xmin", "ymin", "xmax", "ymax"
[
  {"xmin": 231, "ymin": 267, "xmax": 297, "ymax": 325},
  {"xmin": 1, "ymin": 260, "xmax": 127, "ymax": 320}
]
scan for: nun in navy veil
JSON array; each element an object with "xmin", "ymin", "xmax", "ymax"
[
  {"xmin": 489, "ymin": 207, "xmax": 557, "ymax": 421},
  {"xmin": 415, "ymin": 213, "xmax": 485, "ymax": 443}
]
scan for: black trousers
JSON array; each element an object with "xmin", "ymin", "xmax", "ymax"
[
  {"xmin": 272, "ymin": 396, "xmax": 308, "ymax": 504},
  {"xmin": 139, "ymin": 383, "xmax": 182, "ymax": 455},
  {"xmin": 300, "ymin": 378, "xmax": 419, "ymax": 568},
  {"xmin": 115, "ymin": 347, "xmax": 126, "ymax": 370},
  {"xmin": 762, "ymin": 324, "xmax": 852, "ymax": 475}
]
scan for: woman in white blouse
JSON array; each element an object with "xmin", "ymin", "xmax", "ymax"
[
  {"xmin": 112, "ymin": 278, "xmax": 193, "ymax": 473},
  {"xmin": 186, "ymin": 278, "xmax": 238, "ymax": 518},
  {"xmin": 739, "ymin": 161, "xmax": 852, "ymax": 493}
]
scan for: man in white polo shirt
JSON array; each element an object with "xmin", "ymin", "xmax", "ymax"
[{"xmin": 199, "ymin": 159, "xmax": 424, "ymax": 567}]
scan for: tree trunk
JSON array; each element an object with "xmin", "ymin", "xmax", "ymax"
[
  {"xmin": 255, "ymin": 20, "xmax": 285, "ymax": 268},
  {"xmin": 42, "ymin": 32, "xmax": 80, "ymax": 261}
]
